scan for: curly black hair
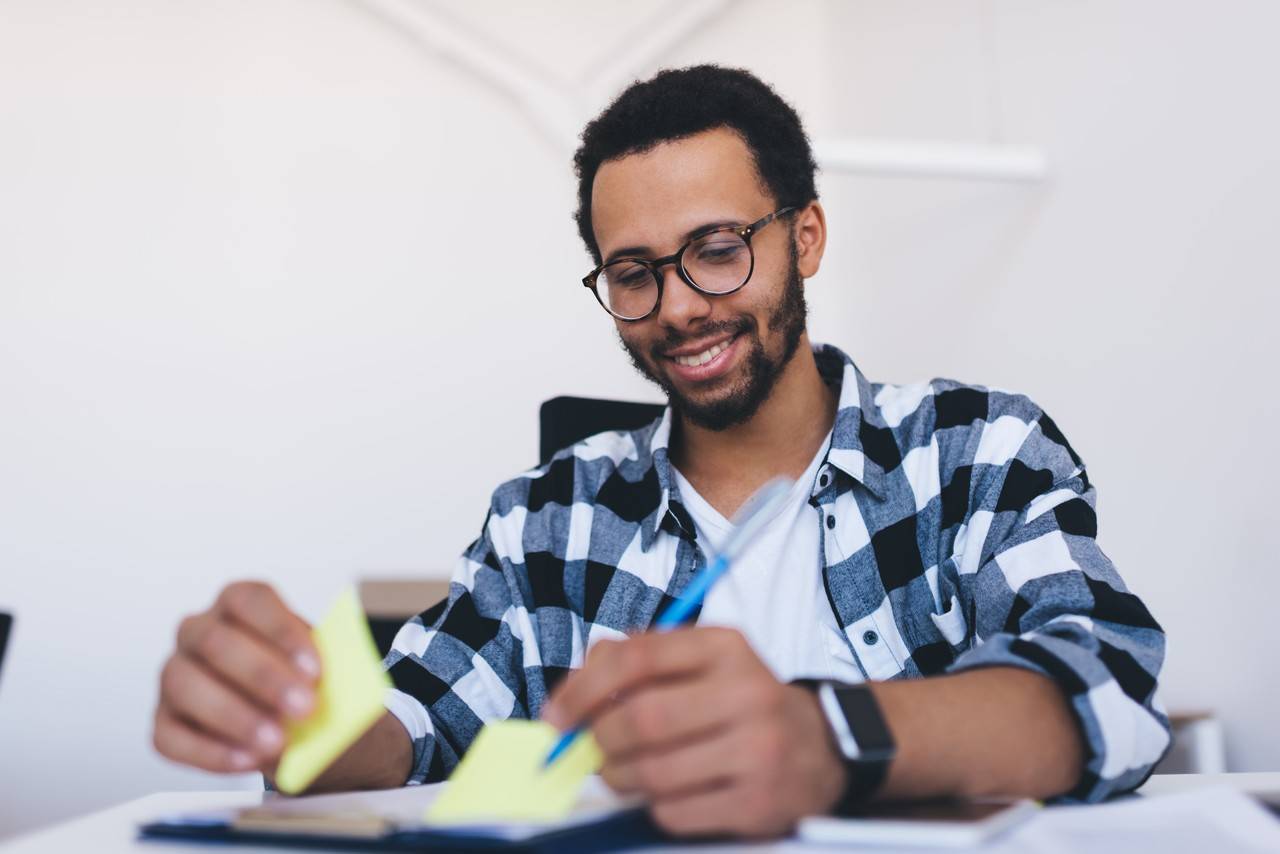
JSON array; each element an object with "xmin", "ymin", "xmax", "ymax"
[{"xmin": 573, "ymin": 64, "xmax": 819, "ymax": 264}]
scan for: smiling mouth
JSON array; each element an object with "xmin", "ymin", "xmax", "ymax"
[{"xmin": 668, "ymin": 337, "xmax": 735, "ymax": 367}]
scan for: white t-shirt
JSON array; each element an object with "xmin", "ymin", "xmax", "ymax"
[{"xmin": 671, "ymin": 433, "xmax": 864, "ymax": 684}]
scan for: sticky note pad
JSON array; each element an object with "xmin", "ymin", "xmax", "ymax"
[
  {"xmin": 427, "ymin": 720, "xmax": 603, "ymax": 824},
  {"xmin": 274, "ymin": 588, "xmax": 392, "ymax": 794}
]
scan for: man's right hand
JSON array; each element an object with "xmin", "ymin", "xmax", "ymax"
[{"xmin": 153, "ymin": 581, "xmax": 320, "ymax": 775}]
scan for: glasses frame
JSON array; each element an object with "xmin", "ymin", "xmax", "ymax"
[{"xmin": 583, "ymin": 206, "xmax": 797, "ymax": 321}]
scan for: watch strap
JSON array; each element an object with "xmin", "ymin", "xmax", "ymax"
[{"xmin": 795, "ymin": 680, "xmax": 895, "ymax": 815}]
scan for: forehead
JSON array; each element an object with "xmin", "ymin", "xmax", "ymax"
[{"xmin": 590, "ymin": 127, "xmax": 772, "ymax": 257}]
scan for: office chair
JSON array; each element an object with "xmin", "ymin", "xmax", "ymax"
[
  {"xmin": 0, "ymin": 612, "xmax": 12, "ymax": 687},
  {"xmin": 539, "ymin": 396, "xmax": 665, "ymax": 465}
]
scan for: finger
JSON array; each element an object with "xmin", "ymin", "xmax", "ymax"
[
  {"xmin": 160, "ymin": 655, "xmax": 285, "ymax": 761},
  {"xmin": 179, "ymin": 618, "xmax": 315, "ymax": 720},
  {"xmin": 601, "ymin": 725, "xmax": 744, "ymax": 799},
  {"xmin": 215, "ymin": 582, "xmax": 319, "ymax": 679},
  {"xmin": 153, "ymin": 705, "xmax": 260, "ymax": 774},
  {"xmin": 545, "ymin": 628, "xmax": 738, "ymax": 728},
  {"xmin": 592, "ymin": 676, "xmax": 739, "ymax": 759},
  {"xmin": 649, "ymin": 782, "xmax": 786, "ymax": 838}
]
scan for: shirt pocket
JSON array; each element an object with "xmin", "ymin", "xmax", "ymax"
[
  {"xmin": 819, "ymin": 621, "xmax": 865, "ymax": 682},
  {"xmin": 929, "ymin": 594, "xmax": 969, "ymax": 648}
]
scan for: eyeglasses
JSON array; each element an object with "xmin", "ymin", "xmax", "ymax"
[{"xmin": 583, "ymin": 207, "xmax": 796, "ymax": 321}]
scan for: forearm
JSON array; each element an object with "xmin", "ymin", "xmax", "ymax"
[
  {"xmin": 869, "ymin": 667, "xmax": 1084, "ymax": 801},
  {"xmin": 267, "ymin": 711, "xmax": 414, "ymax": 795}
]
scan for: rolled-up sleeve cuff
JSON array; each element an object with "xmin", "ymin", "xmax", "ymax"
[
  {"xmin": 384, "ymin": 687, "xmax": 437, "ymax": 785},
  {"xmin": 948, "ymin": 633, "xmax": 1171, "ymax": 802}
]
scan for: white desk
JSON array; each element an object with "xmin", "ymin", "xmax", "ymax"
[
  {"xmin": 1133, "ymin": 771, "xmax": 1278, "ymax": 798},
  {"xmin": 3, "ymin": 773, "xmax": 1278, "ymax": 854}
]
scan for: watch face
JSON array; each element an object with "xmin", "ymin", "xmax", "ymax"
[{"xmin": 836, "ymin": 686, "xmax": 895, "ymax": 757}]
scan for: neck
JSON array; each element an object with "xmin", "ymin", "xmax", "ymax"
[{"xmin": 670, "ymin": 335, "xmax": 836, "ymax": 510}]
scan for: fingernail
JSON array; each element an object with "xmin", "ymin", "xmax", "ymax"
[
  {"xmin": 283, "ymin": 686, "xmax": 313, "ymax": 719},
  {"xmin": 256, "ymin": 723, "xmax": 283, "ymax": 751},
  {"xmin": 294, "ymin": 651, "xmax": 320, "ymax": 679},
  {"xmin": 541, "ymin": 702, "xmax": 562, "ymax": 727},
  {"xmin": 229, "ymin": 750, "xmax": 254, "ymax": 770}
]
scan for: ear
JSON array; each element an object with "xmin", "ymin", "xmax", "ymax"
[{"xmin": 792, "ymin": 201, "xmax": 827, "ymax": 279}]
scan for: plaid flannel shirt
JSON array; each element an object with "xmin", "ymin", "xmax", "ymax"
[{"xmin": 383, "ymin": 343, "xmax": 1170, "ymax": 802}]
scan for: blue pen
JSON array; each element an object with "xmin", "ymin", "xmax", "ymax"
[{"xmin": 543, "ymin": 476, "xmax": 795, "ymax": 769}]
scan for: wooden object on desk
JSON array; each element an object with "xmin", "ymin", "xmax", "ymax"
[
  {"xmin": 358, "ymin": 578, "xmax": 450, "ymax": 657},
  {"xmin": 1154, "ymin": 710, "xmax": 1227, "ymax": 774}
]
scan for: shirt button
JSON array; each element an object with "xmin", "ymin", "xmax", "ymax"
[
  {"xmin": 862, "ymin": 630, "xmax": 879, "ymax": 645},
  {"xmin": 819, "ymin": 473, "xmax": 830, "ymax": 488},
  {"xmin": 826, "ymin": 514, "xmax": 836, "ymax": 530}
]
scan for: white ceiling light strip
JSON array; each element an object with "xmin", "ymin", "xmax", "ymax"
[{"xmin": 813, "ymin": 138, "xmax": 1047, "ymax": 182}]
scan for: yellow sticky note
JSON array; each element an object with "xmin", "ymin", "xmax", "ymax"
[
  {"xmin": 427, "ymin": 720, "xmax": 603, "ymax": 824},
  {"xmin": 274, "ymin": 588, "xmax": 392, "ymax": 794}
]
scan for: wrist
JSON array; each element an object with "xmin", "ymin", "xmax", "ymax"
[
  {"xmin": 786, "ymin": 685, "xmax": 851, "ymax": 814},
  {"xmin": 795, "ymin": 680, "xmax": 896, "ymax": 814}
]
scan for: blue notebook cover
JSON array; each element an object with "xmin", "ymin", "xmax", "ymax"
[
  {"xmin": 139, "ymin": 807, "xmax": 667, "ymax": 853},
  {"xmin": 138, "ymin": 782, "xmax": 671, "ymax": 854}
]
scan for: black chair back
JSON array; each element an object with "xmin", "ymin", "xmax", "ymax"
[
  {"xmin": 539, "ymin": 396, "xmax": 665, "ymax": 465},
  {"xmin": 0, "ymin": 612, "xmax": 12, "ymax": 686}
]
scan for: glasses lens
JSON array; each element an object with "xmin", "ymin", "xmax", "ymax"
[
  {"xmin": 683, "ymin": 231, "xmax": 752, "ymax": 293},
  {"xmin": 598, "ymin": 260, "xmax": 658, "ymax": 319}
]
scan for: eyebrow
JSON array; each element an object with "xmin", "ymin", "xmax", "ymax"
[{"xmin": 603, "ymin": 219, "xmax": 742, "ymax": 265}]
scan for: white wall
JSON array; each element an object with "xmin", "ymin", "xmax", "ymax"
[{"xmin": 1, "ymin": 0, "xmax": 1277, "ymax": 839}]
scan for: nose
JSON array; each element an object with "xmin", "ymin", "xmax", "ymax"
[{"xmin": 653, "ymin": 262, "xmax": 712, "ymax": 330}]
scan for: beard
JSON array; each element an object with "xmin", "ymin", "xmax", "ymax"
[{"xmin": 618, "ymin": 240, "xmax": 808, "ymax": 431}]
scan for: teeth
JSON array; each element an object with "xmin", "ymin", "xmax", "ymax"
[{"xmin": 673, "ymin": 339, "xmax": 730, "ymax": 367}]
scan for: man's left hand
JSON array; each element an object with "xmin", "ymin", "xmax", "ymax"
[{"xmin": 541, "ymin": 626, "xmax": 847, "ymax": 838}]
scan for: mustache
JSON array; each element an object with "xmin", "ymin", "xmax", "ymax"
[{"xmin": 647, "ymin": 317, "xmax": 755, "ymax": 360}]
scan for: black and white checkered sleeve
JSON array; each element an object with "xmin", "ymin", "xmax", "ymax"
[
  {"xmin": 944, "ymin": 403, "xmax": 1171, "ymax": 802},
  {"xmin": 381, "ymin": 504, "xmax": 535, "ymax": 785}
]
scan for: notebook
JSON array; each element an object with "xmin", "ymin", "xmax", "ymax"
[{"xmin": 138, "ymin": 777, "xmax": 662, "ymax": 853}]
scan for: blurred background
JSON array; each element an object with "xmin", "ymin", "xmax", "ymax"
[{"xmin": 2, "ymin": 0, "xmax": 1278, "ymax": 840}]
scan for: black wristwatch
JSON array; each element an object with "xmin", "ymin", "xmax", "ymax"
[{"xmin": 813, "ymin": 681, "xmax": 896, "ymax": 813}]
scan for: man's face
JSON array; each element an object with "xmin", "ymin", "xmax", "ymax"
[{"xmin": 590, "ymin": 128, "xmax": 808, "ymax": 431}]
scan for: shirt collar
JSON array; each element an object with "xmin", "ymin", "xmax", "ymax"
[
  {"xmin": 814, "ymin": 343, "xmax": 888, "ymax": 501},
  {"xmin": 636, "ymin": 342, "xmax": 887, "ymax": 550},
  {"xmin": 642, "ymin": 407, "xmax": 680, "ymax": 551}
]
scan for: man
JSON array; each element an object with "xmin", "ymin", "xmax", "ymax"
[{"xmin": 152, "ymin": 66, "xmax": 1170, "ymax": 838}]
